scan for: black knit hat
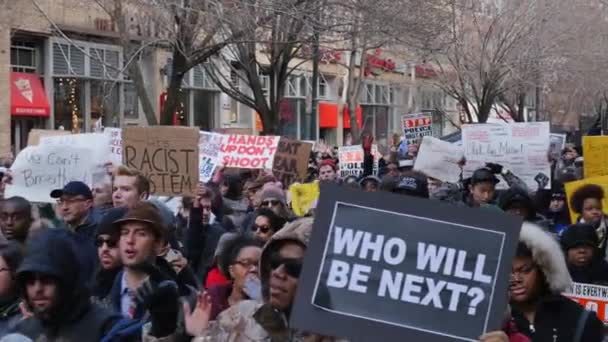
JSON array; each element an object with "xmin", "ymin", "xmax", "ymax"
[
  {"xmin": 96, "ymin": 207, "xmax": 128, "ymax": 237},
  {"xmin": 560, "ymin": 223, "xmax": 598, "ymax": 251}
]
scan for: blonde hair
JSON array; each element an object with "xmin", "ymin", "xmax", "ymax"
[{"xmin": 115, "ymin": 166, "xmax": 150, "ymax": 195}]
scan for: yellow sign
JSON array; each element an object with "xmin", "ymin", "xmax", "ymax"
[
  {"xmin": 289, "ymin": 182, "xmax": 320, "ymax": 217},
  {"xmin": 565, "ymin": 175, "xmax": 608, "ymax": 223},
  {"xmin": 583, "ymin": 136, "xmax": 608, "ymax": 177}
]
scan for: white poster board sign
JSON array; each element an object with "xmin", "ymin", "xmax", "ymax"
[
  {"xmin": 199, "ymin": 131, "xmax": 224, "ymax": 183},
  {"xmin": 462, "ymin": 122, "xmax": 551, "ymax": 190},
  {"xmin": 5, "ymin": 145, "xmax": 97, "ymax": 203},
  {"xmin": 104, "ymin": 128, "xmax": 123, "ymax": 165},
  {"xmin": 414, "ymin": 136, "xmax": 464, "ymax": 183}
]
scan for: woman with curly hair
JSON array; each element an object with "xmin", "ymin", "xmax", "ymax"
[{"xmin": 569, "ymin": 184, "xmax": 608, "ymax": 260}]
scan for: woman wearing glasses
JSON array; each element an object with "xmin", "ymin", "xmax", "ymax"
[
  {"xmin": 0, "ymin": 241, "xmax": 24, "ymax": 336},
  {"xmin": 252, "ymin": 208, "xmax": 287, "ymax": 243}
]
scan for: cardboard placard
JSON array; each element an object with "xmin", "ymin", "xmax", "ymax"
[
  {"xmin": 272, "ymin": 138, "xmax": 313, "ymax": 185},
  {"xmin": 291, "ymin": 183, "xmax": 522, "ymax": 342},
  {"xmin": 462, "ymin": 122, "xmax": 551, "ymax": 190},
  {"xmin": 104, "ymin": 127, "xmax": 123, "ymax": 165},
  {"xmin": 583, "ymin": 136, "xmax": 608, "ymax": 178},
  {"xmin": 414, "ymin": 136, "xmax": 464, "ymax": 183},
  {"xmin": 27, "ymin": 129, "xmax": 71, "ymax": 146},
  {"xmin": 5, "ymin": 145, "xmax": 96, "ymax": 203},
  {"xmin": 288, "ymin": 181, "xmax": 320, "ymax": 217},
  {"xmin": 122, "ymin": 126, "xmax": 199, "ymax": 196},
  {"xmin": 549, "ymin": 133, "xmax": 566, "ymax": 161},
  {"xmin": 565, "ymin": 175, "xmax": 608, "ymax": 224},
  {"xmin": 199, "ymin": 131, "xmax": 224, "ymax": 183},
  {"xmin": 219, "ymin": 134, "xmax": 279, "ymax": 169},
  {"xmin": 563, "ymin": 283, "xmax": 608, "ymax": 324},
  {"xmin": 402, "ymin": 113, "xmax": 433, "ymax": 145}
]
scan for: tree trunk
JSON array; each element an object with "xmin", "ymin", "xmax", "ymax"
[{"xmin": 160, "ymin": 50, "xmax": 187, "ymax": 126}]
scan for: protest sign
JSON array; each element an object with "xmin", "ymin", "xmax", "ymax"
[
  {"xmin": 462, "ymin": 122, "xmax": 551, "ymax": 190},
  {"xmin": 27, "ymin": 129, "xmax": 71, "ymax": 146},
  {"xmin": 273, "ymin": 138, "xmax": 313, "ymax": 185},
  {"xmin": 219, "ymin": 134, "xmax": 279, "ymax": 169},
  {"xmin": 414, "ymin": 136, "xmax": 464, "ymax": 183},
  {"xmin": 123, "ymin": 126, "xmax": 199, "ymax": 196},
  {"xmin": 549, "ymin": 133, "xmax": 566, "ymax": 161},
  {"xmin": 5, "ymin": 145, "xmax": 96, "ymax": 203},
  {"xmin": 565, "ymin": 175, "xmax": 608, "ymax": 224},
  {"xmin": 563, "ymin": 282, "xmax": 608, "ymax": 324},
  {"xmin": 288, "ymin": 181, "xmax": 320, "ymax": 216},
  {"xmin": 583, "ymin": 136, "xmax": 608, "ymax": 178},
  {"xmin": 104, "ymin": 128, "xmax": 122, "ymax": 165},
  {"xmin": 402, "ymin": 113, "xmax": 433, "ymax": 145},
  {"xmin": 338, "ymin": 145, "xmax": 379, "ymax": 178},
  {"xmin": 292, "ymin": 183, "xmax": 522, "ymax": 342},
  {"xmin": 199, "ymin": 131, "xmax": 224, "ymax": 183}
]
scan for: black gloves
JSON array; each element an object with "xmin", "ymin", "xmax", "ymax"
[
  {"xmin": 134, "ymin": 263, "xmax": 180, "ymax": 337},
  {"xmin": 485, "ymin": 163, "xmax": 504, "ymax": 174}
]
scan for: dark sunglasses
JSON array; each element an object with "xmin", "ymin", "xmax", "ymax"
[
  {"xmin": 261, "ymin": 200, "xmax": 280, "ymax": 207},
  {"xmin": 95, "ymin": 237, "xmax": 117, "ymax": 248},
  {"xmin": 269, "ymin": 253, "xmax": 303, "ymax": 278},
  {"xmin": 253, "ymin": 224, "xmax": 272, "ymax": 234}
]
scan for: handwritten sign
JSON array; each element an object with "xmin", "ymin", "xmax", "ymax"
[
  {"xmin": 549, "ymin": 133, "xmax": 566, "ymax": 161},
  {"xmin": 338, "ymin": 145, "xmax": 379, "ymax": 178},
  {"xmin": 292, "ymin": 184, "xmax": 522, "ymax": 341},
  {"xmin": 565, "ymin": 176, "xmax": 608, "ymax": 224},
  {"xmin": 273, "ymin": 138, "xmax": 313, "ymax": 185},
  {"xmin": 583, "ymin": 136, "xmax": 608, "ymax": 178},
  {"xmin": 219, "ymin": 134, "xmax": 279, "ymax": 169},
  {"xmin": 564, "ymin": 282, "xmax": 608, "ymax": 324},
  {"xmin": 123, "ymin": 126, "xmax": 199, "ymax": 196},
  {"xmin": 27, "ymin": 129, "xmax": 70, "ymax": 146},
  {"xmin": 414, "ymin": 136, "xmax": 464, "ymax": 183},
  {"xmin": 199, "ymin": 131, "xmax": 224, "ymax": 183},
  {"xmin": 402, "ymin": 113, "xmax": 433, "ymax": 145},
  {"xmin": 289, "ymin": 182, "xmax": 320, "ymax": 216},
  {"xmin": 104, "ymin": 127, "xmax": 123, "ymax": 165},
  {"xmin": 5, "ymin": 145, "xmax": 96, "ymax": 203},
  {"xmin": 462, "ymin": 122, "xmax": 550, "ymax": 190}
]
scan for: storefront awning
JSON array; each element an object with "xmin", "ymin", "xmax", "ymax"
[
  {"xmin": 319, "ymin": 102, "xmax": 362, "ymax": 129},
  {"xmin": 10, "ymin": 72, "xmax": 50, "ymax": 117}
]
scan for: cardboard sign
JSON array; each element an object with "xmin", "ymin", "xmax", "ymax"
[
  {"xmin": 565, "ymin": 176, "xmax": 608, "ymax": 224},
  {"xmin": 5, "ymin": 145, "xmax": 96, "ymax": 203},
  {"xmin": 27, "ymin": 129, "xmax": 71, "ymax": 146},
  {"xmin": 583, "ymin": 136, "xmax": 608, "ymax": 178},
  {"xmin": 289, "ymin": 181, "xmax": 320, "ymax": 216},
  {"xmin": 402, "ymin": 114, "xmax": 433, "ymax": 145},
  {"xmin": 414, "ymin": 136, "xmax": 464, "ymax": 183},
  {"xmin": 123, "ymin": 126, "xmax": 199, "ymax": 196},
  {"xmin": 563, "ymin": 282, "xmax": 608, "ymax": 324},
  {"xmin": 549, "ymin": 133, "xmax": 566, "ymax": 161},
  {"xmin": 338, "ymin": 145, "xmax": 379, "ymax": 178},
  {"xmin": 104, "ymin": 127, "xmax": 123, "ymax": 165},
  {"xmin": 462, "ymin": 122, "xmax": 551, "ymax": 190},
  {"xmin": 273, "ymin": 138, "xmax": 313, "ymax": 185},
  {"xmin": 291, "ymin": 183, "xmax": 522, "ymax": 342},
  {"xmin": 199, "ymin": 131, "xmax": 224, "ymax": 183},
  {"xmin": 219, "ymin": 134, "xmax": 279, "ymax": 169}
]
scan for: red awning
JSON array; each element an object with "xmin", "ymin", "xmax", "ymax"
[
  {"xmin": 10, "ymin": 72, "xmax": 50, "ymax": 117},
  {"xmin": 319, "ymin": 102, "xmax": 362, "ymax": 129}
]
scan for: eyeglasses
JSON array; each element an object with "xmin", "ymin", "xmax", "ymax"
[
  {"xmin": 56, "ymin": 197, "xmax": 87, "ymax": 206},
  {"xmin": 261, "ymin": 200, "xmax": 280, "ymax": 207},
  {"xmin": 253, "ymin": 224, "xmax": 272, "ymax": 234},
  {"xmin": 269, "ymin": 253, "xmax": 303, "ymax": 278},
  {"xmin": 234, "ymin": 259, "xmax": 259, "ymax": 269},
  {"xmin": 95, "ymin": 237, "xmax": 118, "ymax": 248}
]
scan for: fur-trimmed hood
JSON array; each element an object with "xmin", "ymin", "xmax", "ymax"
[{"xmin": 518, "ymin": 222, "xmax": 572, "ymax": 293}]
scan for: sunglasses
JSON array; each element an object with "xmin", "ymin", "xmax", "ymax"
[
  {"xmin": 253, "ymin": 224, "xmax": 272, "ymax": 234},
  {"xmin": 261, "ymin": 200, "xmax": 280, "ymax": 207},
  {"xmin": 95, "ymin": 237, "xmax": 118, "ymax": 248},
  {"xmin": 269, "ymin": 253, "xmax": 303, "ymax": 278}
]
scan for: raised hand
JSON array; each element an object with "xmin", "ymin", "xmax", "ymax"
[{"xmin": 183, "ymin": 291, "xmax": 213, "ymax": 337}]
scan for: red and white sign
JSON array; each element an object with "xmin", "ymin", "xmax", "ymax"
[
  {"xmin": 401, "ymin": 113, "xmax": 433, "ymax": 145},
  {"xmin": 563, "ymin": 282, "xmax": 608, "ymax": 324},
  {"xmin": 219, "ymin": 134, "xmax": 279, "ymax": 169},
  {"xmin": 10, "ymin": 72, "xmax": 50, "ymax": 117}
]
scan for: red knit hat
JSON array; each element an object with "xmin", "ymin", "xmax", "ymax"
[{"xmin": 319, "ymin": 159, "xmax": 337, "ymax": 171}]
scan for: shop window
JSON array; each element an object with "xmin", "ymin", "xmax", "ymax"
[
  {"xmin": 192, "ymin": 89, "xmax": 216, "ymax": 130},
  {"xmin": 91, "ymin": 80, "xmax": 120, "ymax": 130},
  {"xmin": 53, "ymin": 78, "xmax": 85, "ymax": 131},
  {"xmin": 124, "ymin": 83, "xmax": 139, "ymax": 120},
  {"xmin": 11, "ymin": 43, "xmax": 38, "ymax": 73},
  {"xmin": 53, "ymin": 43, "xmax": 86, "ymax": 76}
]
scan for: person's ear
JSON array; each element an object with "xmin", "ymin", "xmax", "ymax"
[
  {"xmin": 468, "ymin": 184, "xmax": 473, "ymax": 193},
  {"xmin": 85, "ymin": 199, "xmax": 93, "ymax": 209},
  {"xmin": 229, "ymin": 265, "xmax": 236, "ymax": 279}
]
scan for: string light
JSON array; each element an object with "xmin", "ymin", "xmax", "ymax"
[{"xmin": 67, "ymin": 78, "xmax": 80, "ymax": 133}]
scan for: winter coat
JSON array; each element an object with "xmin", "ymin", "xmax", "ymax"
[
  {"xmin": 0, "ymin": 297, "xmax": 21, "ymax": 336},
  {"xmin": 511, "ymin": 223, "xmax": 604, "ymax": 342},
  {"xmin": 567, "ymin": 258, "xmax": 608, "ymax": 285},
  {"xmin": 577, "ymin": 215, "xmax": 608, "ymax": 261},
  {"xmin": 9, "ymin": 229, "xmax": 143, "ymax": 341},
  {"xmin": 185, "ymin": 207, "xmax": 226, "ymax": 283}
]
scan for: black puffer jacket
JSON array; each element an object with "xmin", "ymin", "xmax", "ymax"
[{"xmin": 9, "ymin": 229, "xmax": 137, "ymax": 341}]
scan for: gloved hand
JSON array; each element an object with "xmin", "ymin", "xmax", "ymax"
[
  {"xmin": 135, "ymin": 278, "xmax": 180, "ymax": 337},
  {"xmin": 485, "ymin": 163, "xmax": 504, "ymax": 174}
]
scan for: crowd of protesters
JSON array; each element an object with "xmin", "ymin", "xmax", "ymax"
[{"xmin": 0, "ymin": 132, "xmax": 604, "ymax": 342}]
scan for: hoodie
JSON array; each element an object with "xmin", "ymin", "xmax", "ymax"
[{"xmin": 511, "ymin": 223, "xmax": 603, "ymax": 342}]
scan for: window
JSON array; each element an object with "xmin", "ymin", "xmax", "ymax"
[
  {"xmin": 52, "ymin": 43, "xmax": 86, "ymax": 76},
  {"xmin": 51, "ymin": 38, "xmax": 122, "ymax": 79},
  {"xmin": 90, "ymin": 48, "xmax": 120, "ymax": 79},
  {"xmin": 123, "ymin": 83, "xmax": 139, "ymax": 120},
  {"xmin": 11, "ymin": 42, "xmax": 38, "ymax": 73}
]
